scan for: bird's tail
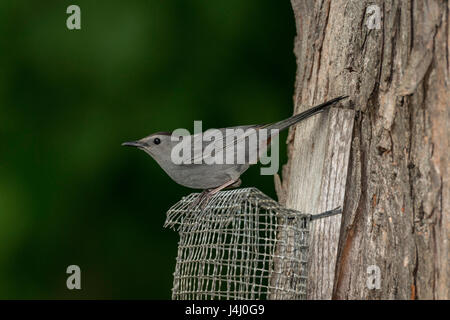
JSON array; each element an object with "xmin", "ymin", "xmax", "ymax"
[{"xmin": 265, "ymin": 96, "xmax": 349, "ymax": 132}]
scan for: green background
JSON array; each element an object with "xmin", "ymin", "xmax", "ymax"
[{"xmin": 0, "ymin": 0, "xmax": 295, "ymax": 298}]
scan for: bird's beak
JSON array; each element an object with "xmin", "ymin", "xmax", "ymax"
[{"xmin": 122, "ymin": 141, "xmax": 143, "ymax": 148}]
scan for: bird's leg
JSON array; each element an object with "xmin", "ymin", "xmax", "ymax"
[
  {"xmin": 188, "ymin": 179, "xmax": 239, "ymax": 211},
  {"xmin": 227, "ymin": 179, "xmax": 242, "ymax": 189},
  {"xmin": 208, "ymin": 179, "xmax": 239, "ymax": 196},
  {"xmin": 189, "ymin": 189, "xmax": 210, "ymax": 210},
  {"xmin": 197, "ymin": 179, "xmax": 239, "ymax": 209}
]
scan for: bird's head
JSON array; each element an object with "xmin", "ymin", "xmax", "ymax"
[{"xmin": 122, "ymin": 132, "xmax": 174, "ymax": 162}]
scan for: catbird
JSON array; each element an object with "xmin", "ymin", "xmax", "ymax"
[{"xmin": 123, "ymin": 96, "xmax": 348, "ymax": 206}]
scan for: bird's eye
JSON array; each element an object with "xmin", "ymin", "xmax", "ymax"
[{"xmin": 153, "ymin": 138, "xmax": 161, "ymax": 145}]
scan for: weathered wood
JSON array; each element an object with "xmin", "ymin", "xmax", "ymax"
[
  {"xmin": 311, "ymin": 109, "xmax": 354, "ymax": 299},
  {"xmin": 277, "ymin": 0, "xmax": 448, "ymax": 299},
  {"xmin": 283, "ymin": 108, "xmax": 354, "ymax": 300}
]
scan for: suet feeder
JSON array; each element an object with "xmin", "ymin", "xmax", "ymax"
[{"xmin": 164, "ymin": 187, "xmax": 340, "ymax": 300}]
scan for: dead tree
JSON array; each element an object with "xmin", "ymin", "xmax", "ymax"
[{"xmin": 275, "ymin": 0, "xmax": 448, "ymax": 299}]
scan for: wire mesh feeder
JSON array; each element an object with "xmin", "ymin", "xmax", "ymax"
[{"xmin": 164, "ymin": 187, "xmax": 340, "ymax": 300}]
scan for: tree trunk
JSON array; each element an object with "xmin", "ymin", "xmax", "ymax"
[{"xmin": 276, "ymin": 0, "xmax": 448, "ymax": 299}]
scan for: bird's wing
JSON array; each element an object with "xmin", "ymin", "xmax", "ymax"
[
  {"xmin": 178, "ymin": 97, "xmax": 349, "ymax": 165},
  {"xmin": 186, "ymin": 124, "xmax": 266, "ymax": 164}
]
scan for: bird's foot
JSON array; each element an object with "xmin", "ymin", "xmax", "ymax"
[
  {"xmin": 187, "ymin": 179, "xmax": 240, "ymax": 212},
  {"xmin": 188, "ymin": 189, "xmax": 212, "ymax": 211}
]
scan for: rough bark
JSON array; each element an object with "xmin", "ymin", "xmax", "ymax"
[{"xmin": 276, "ymin": 0, "xmax": 449, "ymax": 299}]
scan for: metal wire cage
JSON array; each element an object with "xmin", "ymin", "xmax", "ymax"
[{"xmin": 164, "ymin": 187, "xmax": 312, "ymax": 300}]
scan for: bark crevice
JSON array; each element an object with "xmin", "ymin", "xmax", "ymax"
[{"xmin": 283, "ymin": 0, "xmax": 448, "ymax": 299}]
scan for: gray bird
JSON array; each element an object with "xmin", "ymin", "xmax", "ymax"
[{"xmin": 123, "ymin": 96, "xmax": 348, "ymax": 206}]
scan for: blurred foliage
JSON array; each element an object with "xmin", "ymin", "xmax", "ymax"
[{"xmin": 0, "ymin": 0, "xmax": 295, "ymax": 298}]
